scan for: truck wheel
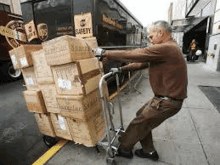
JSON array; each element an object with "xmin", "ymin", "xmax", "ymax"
[
  {"xmin": 43, "ymin": 135, "xmax": 58, "ymax": 148},
  {"xmin": 2, "ymin": 62, "xmax": 22, "ymax": 82}
]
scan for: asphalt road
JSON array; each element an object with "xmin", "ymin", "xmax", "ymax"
[{"xmin": 0, "ymin": 79, "xmax": 48, "ymax": 165}]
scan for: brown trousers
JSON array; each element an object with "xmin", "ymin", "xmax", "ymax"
[{"xmin": 119, "ymin": 96, "xmax": 183, "ymax": 152}]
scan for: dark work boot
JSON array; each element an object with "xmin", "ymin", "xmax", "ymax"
[
  {"xmin": 135, "ymin": 149, "xmax": 159, "ymax": 161},
  {"xmin": 116, "ymin": 145, "xmax": 133, "ymax": 159}
]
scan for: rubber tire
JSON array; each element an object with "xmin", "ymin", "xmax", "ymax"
[
  {"xmin": 1, "ymin": 62, "xmax": 22, "ymax": 82},
  {"xmin": 106, "ymin": 158, "xmax": 117, "ymax": 165},
  {"xmin": 43, "ymin": 135, "xmax": 58, "ymax": 148}
]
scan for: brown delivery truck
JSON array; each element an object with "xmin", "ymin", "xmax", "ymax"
[{"xmin": 20, "ymin": 0, "xmax": 144, "ymax": 84}]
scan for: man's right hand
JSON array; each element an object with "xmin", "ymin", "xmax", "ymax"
[
  {"xmin": 110, "ymin": 67, "xmax": 122, "ymax": 75},
  {"xmin": 94, "ymin": 47, "xmax": 106, "ymax": 61}
]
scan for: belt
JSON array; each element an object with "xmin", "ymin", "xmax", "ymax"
[{"xmin": 155, "ymin": 95, "xmax": 183, "ymax": 101}]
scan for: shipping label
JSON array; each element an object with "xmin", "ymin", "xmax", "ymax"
[
  {"xmin": 58, "ymin": 78, "xmax": 72, "ymax": 89},
  {"xmin": 11, "ymin": 55, "xmax": 18, "ymax": 66},
  {"xmin": 26, "ymin": 76, "xmax": 34, "ymax": 85},
  {"xmin": 58, "ymin": 115, "xmax": 66, "ymax": 130},
  {"xmin": 20, "ymin": 57, "xmax": 28, "ymax": 67}
]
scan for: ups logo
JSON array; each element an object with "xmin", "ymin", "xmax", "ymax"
[
  {"xmin": 37, "ymin": 23, "xmax": 48, "ymax": 41},
  {"xmin": 80, "ymin": 19, "xmax": 86, "ymax": 27}
]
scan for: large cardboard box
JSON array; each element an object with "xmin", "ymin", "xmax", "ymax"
[
  {"xmin": 34, "ymin": 113, "xmax": 56, "ymax": 137},
  {"xmin": 50, "ymin": 113, "xmax": 72, "ymax": 140},
  {"xmin": 56, "ymin": 89, "xmax": 102, "ymax": 120},
  {"xmin": 39, "ymin": 84, "xmax": 60, "ymax": 113},
  {"xmin": 32, "ymin": 49, "xmax": 54, "ymax": 84},
  {"xmin": 9, "ymin": 44, "xmax": 42, "ymax": 69},
  {"xmin": 22, "ymin": 67, "xmax": 38, "ymax": 90},
  {"xmin": 23, "ymin": 90, "xmax": 47, "ymax": 113},
  {"xmin": 42, "ymin": 35, "xmax": 94, "ymax": 66},
  {"xmin": 67, "ymin": 111, "xmax": 105, "ymax": 147},
  {"xmin": 52, "ymin": 58, "xmax": 103, "ymax": 95}
]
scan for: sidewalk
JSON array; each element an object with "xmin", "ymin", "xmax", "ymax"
[{"xmin": 47, "ymin": 60, "xmax": 220, "ymax": 165}]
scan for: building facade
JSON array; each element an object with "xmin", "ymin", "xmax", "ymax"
[
  {"xmin": 206, "ymin": 0, "xmax": 220, "ymax": 70},
  {"xmin": 171, "ymin": 0, "xmax": 220, "ymax": 71}
]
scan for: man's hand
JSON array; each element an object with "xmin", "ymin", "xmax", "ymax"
[
  {"xmin": 94, "ymin": 47, "xmax": 106, "ymax": 61},
  {"xmin": 110, "ymin": 67, "xmax": 122, "ymax": 75}
]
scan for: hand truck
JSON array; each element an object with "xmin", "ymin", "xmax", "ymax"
[{"xmin": 97, "ymin": 71, "xmax": 125, "ymax": 165}]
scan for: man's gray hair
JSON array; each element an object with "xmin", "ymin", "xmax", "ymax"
[{"xmin": 150, "ymin": 21, "xmax": 172, "ymax": 33}]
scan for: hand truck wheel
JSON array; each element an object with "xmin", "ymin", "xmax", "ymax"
[
  {"xmin": 43, "ymin": 135, "xmax": 58, "ymax": 148},
  {"xmin": 106, "ymin": 157, "xmax": 117, "ymax": 165}
]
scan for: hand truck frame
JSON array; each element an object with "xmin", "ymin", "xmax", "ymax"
[{"xmin": 97, "ymin": 71, "xmax": 125, "ymax": 165}]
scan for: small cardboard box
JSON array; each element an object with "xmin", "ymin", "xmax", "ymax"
[
  {"xmin": 42, "ymin": 35, "xmax": 94, "ymax": 66},
  {"xmin": 23, "ymin": 90, "xmax": 47, "ymax": 113},
  {"xmin": 9, "ymin": 44, "xmax": 42, "ymax": 69},
  {"xmin": 50, "ymin": 113, "xmax": 72, "ymax": 140},
  {"xmin": 22, "ymin": 67, "xmax": 38, "ymax": 90},
  {"xmin": 34, "ymin": 113, "xmax": 56, "ymax": 137},
  {"xmin": 39, "ymin": 84, "xmax": 60, "ymax": 113},
  {"xmin": 52, "ymin": 57, "xmax": 103, "ymax": 95},
  {"xmin": 32, "ymin": 49, "xmax": 54, "ymax": 84},
  {"xmin": 67, "ymin": 111, "xmax": 105, "ymax": 147},
  {"xmin": 56, "ymin": 89, "xmax": 102, "ymax": 120}
]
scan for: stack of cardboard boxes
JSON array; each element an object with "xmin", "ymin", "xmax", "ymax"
[{"xmin": 9, "ymin": 35, "xmax": 108, "ymax": 147}]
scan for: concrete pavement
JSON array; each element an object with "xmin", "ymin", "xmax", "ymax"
[
  {"xmin": 0, "ymin": 80, "xmax": 48, "ymax": 165},
  {"xmin": 46, "ymin": 59, "xmax": 220, "ymax": 165}
]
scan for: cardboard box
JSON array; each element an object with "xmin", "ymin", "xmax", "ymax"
[
  {"xmin": 52, "ymin": 58, "xmax": 103, "ymax": 95},
  {"xmin": 9, "ymin": 44, "xmax": 42, "ymax": 69},
  {"xmin": 39, "ymin": 84, "xmax": 60, "ymax": 113},
  {"xmin": 50, "ymin": 113, "xmax": 72, "ymax": 140},
  {"xmin": 22, "ymin": 67, "xmax": 38, "ymax": 90},
  {"xmin": 32, "ymin": 49, "xmax": 54, "ymax": 84},
  {"xmin": 23, "ymin": 90, "xmax": 47, "ymax": 113},
  {"xmin": 34, "ymin": 113, "xmax": 56, "ymax": 137},
  {"xmin": 67, "ymin": 111, "xmax": 105, "ymax": 147},
  {"xmin": 84, "ymin": 37, "xmax": 98, "ymax": 49},
  {"xmin": 42, "ymin": 35, "xmax": 94, "ymax": 66},
  {"xmin": 56, "ymin": 89, "xmax": 102, "ymax": 120}
]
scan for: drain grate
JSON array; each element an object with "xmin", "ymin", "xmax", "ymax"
[{"xmin": 198, "ymin": 86, "xmax": 220, "ymax": 113}]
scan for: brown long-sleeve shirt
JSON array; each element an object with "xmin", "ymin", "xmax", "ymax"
[{"xmin": 104, "ymin": 40, "xmax": 188, "ymax": 99}]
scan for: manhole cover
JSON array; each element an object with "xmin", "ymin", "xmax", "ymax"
[{"xmin": 198, "ymin": 86, "xmax": 220, "ymax": 113}]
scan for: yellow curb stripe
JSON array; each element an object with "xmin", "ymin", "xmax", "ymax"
[{"xmin": 32, "ymin": 139, "xmax": 68, "ymax": 165}]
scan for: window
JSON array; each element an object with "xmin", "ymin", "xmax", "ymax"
[
  {"xmin": 0, "ymin": 4, "xmax": 4, "ymax": 11},
  {"xmin": 4, "ymin": 5, "xmax": 11, "ymax": 13},
  {"xmin": 0, "ymin": 3, "xmax": 11, "ymax": 13}
]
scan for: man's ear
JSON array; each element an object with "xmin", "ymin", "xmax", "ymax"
[
  {"xmin": 158, "ymin": 29, "xmax": 164, "ymax": 37},
  {"xmin": 160, "ymin": 29, "xmax": 164, "ymax": 37}
]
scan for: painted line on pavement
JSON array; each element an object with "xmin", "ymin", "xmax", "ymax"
[{"xmin": 32, "ymin": 139, "xmax": 68, "ymax": 165}]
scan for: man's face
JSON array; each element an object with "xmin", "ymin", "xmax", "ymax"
[{"xmin": 149, "ymin": 28, "xmax": 163, "ymax": 45}]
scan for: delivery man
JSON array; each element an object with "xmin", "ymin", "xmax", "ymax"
[
  {"xmin": 188, "ymin": 39, "xmax": 198, "ymax": 61},
  {"xmin": 95, "ymin": 21, "xmax": 188, "ymax": 161}
]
